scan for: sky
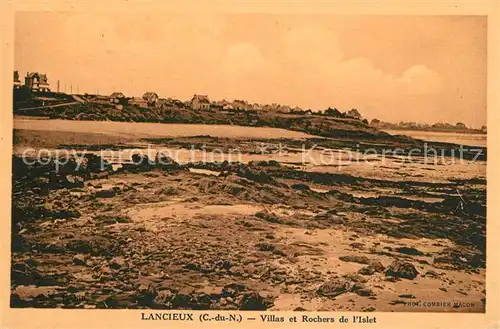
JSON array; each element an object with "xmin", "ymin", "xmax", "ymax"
[{"xmin": 15, "ymin": 12, "xmax": 487, "ymax": 127}]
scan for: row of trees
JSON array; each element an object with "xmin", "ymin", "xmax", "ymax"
[{"xmin": 370, "ymin": 119, "xmax": 486, "ymax": 132}]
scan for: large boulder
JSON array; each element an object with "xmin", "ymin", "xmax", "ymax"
[
  {"xmin": 95, "ymin": 189, "xmax": 116, "ymax": 198},
  {"xmin": 291, "ymin": 183, "xmax": 310, "ymax": 191},
  {"xmin": 131, "ymin": 154, "xmax": 152, "ymax": 166},
  {"xmin": 81, "ymin": 153, "xmax": 110, "ymax": 173},
  {"xmin": 385, "ymin": 260, "xmax": 418, "ymax": 280},
  {"xmin": 109, "ymin": 256, "xmax": 127, "ymax": 270},
  {"xmin": 339, "ymin": 255, "xmax": 371, "ymax": 265},
  {"xmin": 316, "ymin": 279, "xmax": 352, "ymax": 297},
  {"xmin": 237, "ymin": 167, "xmax": 274, "ymax": 184},
  {"xmin": 155, "ymin": 151, "xmax": 182, "ymax": 170},
  {"xmin": 237, "ymin": 291, "xmax": 271, "ymax": 310}
]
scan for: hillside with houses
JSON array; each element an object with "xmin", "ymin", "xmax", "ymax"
[
  {"xmin": 13, "ymin": 70, "xmax": 485, "ymax": 144},
  {"xmin": 13, "ymin": 71, "xmax": 392, "ymax": 141}
]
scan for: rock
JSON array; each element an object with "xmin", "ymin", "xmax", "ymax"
[
  {"xmin": 399, "ymin": 294, "xmax": 416, "ymax": 299},
  {"xmin": 396, "ymin": 247, "xmax": 424, "ymax": 256},
  {"xmin": 355, "ymin": 288, "xmax": 375, "ymax": 297},
  {"xmin": 249, "ymin": 160, "xmax": 281, "ymax": 167},
  {"xmin": 155, "ymin": 152, "xmax": 182, "ymax": 170},
  {"xmin": 44, "ymin": 207, "xmax": 81, "ymax": 219},
  {"xmin": 190, "ymin": 293, "xmax": 213, "ymax": 309},
  {"xmin": 440, "ymin": 195, "xmax": 486, "ymax": 216},
  {"xmin": 100, "ymin": 265, "xmax": 112, "ymax": 275},
  {"xmin": 63, "ymin": 175, "xmax": 85, "ymax": 188},
  {"xmin": 90, "ymin": 171, "xmax": 109, "ymax": 180},
  {"xmin": 109, "ymin": 257, "xmax": 126, "ymax": 270},
  {"xmin": 434, "ymin": 247, "xmax": 484, "ymax": 270},
  {"xmin": 368, "ymin": 260, "xmax": 385, "ymax": 272},
  {"xmin": 66, "ymin": 240, "xmax": 93, "ymax": 254},
  {"xmin": 67, "ymin": 285, "xmax": 79, "ymax": 293},
  {"xmin": 33, "ymin": 177, "xmax": 50, "ymax": 187},
  {"xmin": 350, "ymin": 242, "xmax": 365, "ymax": 249},
  {"xmin": 385, "ymin": 276, "xmax": 400, "ymax": 282},
  {"xmin": 131, "ymin": 154, "xmax": 152, "ymax": 166},
  {"xmin": 153, "ymin": 290, "xmax": 173, "ymax": 305},
  {"xmin": 317, "ymin": 279, "xmax": 352, "ymax": 297},
  {"xmin": 358, "ymin": 266, "xmax": 376, "ymax": 276},
  {"xmin": 73, "ymin": 254, "xmax": 87, "ymax": 265},
  {"xmin": 95, "ymin": 189, "xmax": 116, "ymax": 198},
  {"xmin": 115, "ymin": 216, "xmax": 131, "ymax": 223},
  {"xmin": 82, "ymin": 154, "xmax": 110, "ymax": 173},
  {"xmin": 195, "ymin": 286, "xmax": 223, "ymax": 299},
  {"xmin": 102, "ymin": 218, "xmax": 117, "ymax": 225},
  {"xmin": 343, "ymin": 273, "xmax": 367, "ymax": 283},
  {"xmin": 314, "ymin": 211, "xmax": 346, "ymax": 224},
  {"xmin": 255, "ymin": 211, "xmax": 281, "ymax": 224},
  {"xmin": 385, "ymin": 260, "xmax": 418, "ymax": 280},
  {"xmin": 291, "ymin": 184, "xmax": 310, "ymax": 191},
  {"xmin": 136, "ymin": 284, "xmax": 158, "ymax": 307},
  {"xmin": 95, "ymin": 214, "xmax": 129, "ymax": 225},
  {"xmin": 155, "ymin": 152, "xmax": 175, "ymax": 164},
  {"xmin": 255, "ymin": 243, "xmax": 286, "ymax": 256},
  {"xmin": 26, "ymin": 259, "xmax": 38, "ymax": 267},
  {"xmin": 216, "ymin": 260, "xmax": 232, "ymax": 271},
  {"xmin": 222, "ymin": 283, "xmax": 247, "ymax": 298},
  {"xmin": 237, "ymin": 167, "xmax": 274, "ymax": 184},
  {"xmin": 170, "ymin": 288, "xmax": 194, "ymax": 308},
  {"xmin": 12, "ymin": 262, "xmax": 29, "ymax": 272},
  {"xmin": 11, "ymin": 263, "xmax": 59, "ymax": 286},
  {"xmin": 237, "ymin": 291, "xmax": 271, "ymax": 310},
  {"xmin": 10, "ymin": 293, "xmax": 24, "ymax": 307},
  {"xmin": 424, "ymin": 270, "xmax": 440, "ymax": 278},
  {"xmin": 358, "ymin": 261, "xmax": 384, "ymax": 275},
  {"xmin": 339, "ymin": 255, "xmax": 371, "ymax": 265}
]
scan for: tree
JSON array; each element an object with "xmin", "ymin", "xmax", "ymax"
[
  {"xmin": 370, "ymin": 118, "xmax": 381, "ymax": 125},
  {"xmin": 346, "ymin": 108, "xmax": 362, "ymax": 119},
  {"xmin": 456, "ymin": 122, "xmax": 467, "ymax": 129},
  {"xmin": 324, "ymin": 107, "xmax": 342, "ymax": 117},
  {"xmin": 13, "ymin": 86, "xmax": 33, "ymax": 102}
]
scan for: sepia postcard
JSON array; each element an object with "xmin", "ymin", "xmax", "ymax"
[{"xmin": 1, "ymin": 1, "xmax": 499, "ymax": 328}]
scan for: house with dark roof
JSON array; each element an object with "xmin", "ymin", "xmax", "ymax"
[
  {"xmin": 25, "ymin": 72, "xmax": 50, "ymax": 92},
  {"xmin": 129, "ymin": 96, "xmax": 148, "ymax": 108},
  {"xmin": 155, "ymin": 98, "xmax": 173, "ymax": 109},
  {"xmin": 142, "ymin": 92, "xmax": 159, "ymax": 106},
  {"xmin": 191, "ymin": 94, "xmax": 211, "ymax": 110},
  {"xmin": 110, "ymin": 92, "xmax": 127, "ymax": 105},
  {"xmin": 233, "ymin": 99, "xmax": 251, "ymax": 110}
]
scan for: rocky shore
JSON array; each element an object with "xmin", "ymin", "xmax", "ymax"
[{"xmin": 11, "ymin": 143, "xmax": 486, "ymax": 311}]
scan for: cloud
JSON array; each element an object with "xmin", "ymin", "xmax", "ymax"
[
  {"xmin": 399, "ymin": 64, "xmax": 443, "ymax": 94},
  {"xmin": 260, "ymin": 24, "xmax": 445, "ymax": 119}
]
